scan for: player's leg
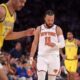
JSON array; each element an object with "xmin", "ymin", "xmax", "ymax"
[
  {"xmin": 66, "ymin": 71, "xmax": 75, "ymax": 80},
  {"xmin": 77, "ymin": 61, "xmax": 80, "ymax": 80},
  {"xmin": 65, "ymin": 60, "xmax": 78, "ymax": 80},
  {"xmin": 70, "ymin": 60, "xmax": 78, "ymax": 80},
  {"xmin": 37, "ymin": 71, "xmax": 46, "ymax": 80},
  {"xmin": 48, "ymin": 54, "xmax": 60, "ymax": 80},
  {"xmin": 37, "ymin": 57, "xmax": 48, "ymax": 80},
  {"xmin": 64, "ymin": 60, "xmax": 71, "ymax": 80},
  {"xmin": 48, "ymin": 75, "xmax": 56, "ymax": 80}
]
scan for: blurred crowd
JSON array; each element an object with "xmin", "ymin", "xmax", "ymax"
[{"xmin": 0, "ymin": 41, "xmax": 38, "ymax": 80}]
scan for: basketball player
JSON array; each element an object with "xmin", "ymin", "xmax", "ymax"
[
  {"xmin": 30, "ymin": 10, "xmax": 65, "ymax": 80},
  {"xmin": 62, "ymin": 32, "xmax": 80, "ymax": 80},
  {"xmin": 0, "ymin": 0, "xmax": 34, "ymax": 80}
]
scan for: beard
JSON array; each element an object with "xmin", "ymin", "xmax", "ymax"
[{"xmin": 45, "ymin": 23, "xmax": 54, "ymax": 28}]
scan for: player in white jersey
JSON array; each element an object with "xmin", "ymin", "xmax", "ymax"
[{"xmin": 30, "ymin": 10, "xmax": 65, "ymax": 80}]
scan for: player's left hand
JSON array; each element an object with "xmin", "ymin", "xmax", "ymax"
[
  {"xmin": 46, "ymin": 42, "xmax": 56, "ymax": 47},
  {"xmin": 25, "ymin": 28, "xmax": 35, "ymax": 36}
]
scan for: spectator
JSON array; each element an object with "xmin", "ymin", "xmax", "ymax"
[
  {"xmin": 1, "ymin": 52, "xmax": 17, "ymax": 80},
  {"xmin": 16, "ymin": 60, "xmax": 33, "ymax": 80},
  {"xmin": 10, "ymin": 42, "xmax": 22, "ymax": 58}
]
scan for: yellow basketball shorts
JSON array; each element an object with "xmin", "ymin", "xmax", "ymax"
[{"xmin": 64, "ymin": 59, "xmax": 78, "ymax": 73}]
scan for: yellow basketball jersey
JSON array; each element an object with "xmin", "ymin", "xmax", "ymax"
[
  {"xmin": 0, "ymin": 4, "xmax": 15, "ymax": 48},
  {"xmin": 65, "ymin": 39, "xmax": 78, "ymax": 59}
]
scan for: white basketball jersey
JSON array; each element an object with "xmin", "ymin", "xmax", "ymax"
[{"xmin": 38, "ymin": 24, "xmax": 59, "ymax": 56}]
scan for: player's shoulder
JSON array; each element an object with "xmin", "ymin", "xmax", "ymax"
[
  {"xmin": 56, "ymin": 25, "xmax": 62, "ymax": 30},
  {"xmin": 36, "ymin": 24, "xmax": 43, "ymax": 31},
  {"xmin": 35, "ymin": 24, "xmax": 44, "ymax": 35},
  {"xmin": 75, "ymin": 38, "xmax": 79, "ymax": 42},
  {"xmin": 0, "ymin": 4, "xmax": 6, "ymax": 19},
  {"xmin": 56, "ymin": 25, "xmax": 63, "ymax": 35},
  {"xmin": 74, "ymin": 38, "xmax": 80, "ymax": 46},
  {"xmin": 36, "ymin": 26, "xmax": 41, "ymax": 31},
  {"xmin": 34, "ymin": 26, "xmax": 41, "ymax": 35},
  {"xmin": 0, "ymin": 5, "xmax": 5, "ymax": 13}
]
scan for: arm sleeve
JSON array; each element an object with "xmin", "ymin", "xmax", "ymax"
[{"xmin": 56, "ymin": 35, "xmax": 65, "ymax": 48}]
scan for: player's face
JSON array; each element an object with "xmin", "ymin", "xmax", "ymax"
[
  {"xmin": 16, "ymin": 43, "xmax": 22, "ymax": 50},
  {"xmin": 13, "ymin": 0, "xmax": 26, "ymax": 11},
  {"xmin": 67, "ymin": 32, "xmax": 74, "ymax": 40},
  {"xmin": 44, "ymin": 15, "xmax": 55, "ymax": 28}
]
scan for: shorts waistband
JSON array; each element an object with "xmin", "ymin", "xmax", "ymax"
[{"xmin": 65, "ymin": 59, "xmax": 78, "ymax": 60}]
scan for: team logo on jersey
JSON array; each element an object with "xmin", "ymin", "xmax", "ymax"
[
  {"xmin": 40, "ymin": 32, "xmax": 56, "ymax": 36},
  {"xmin": 53, "ymin": 69, "xmax": 58, "ymax": 73}
]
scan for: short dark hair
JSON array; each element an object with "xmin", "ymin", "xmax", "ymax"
[
  {"xmin": 67, "ymin": 31, "xmax": 74, "ymax": 35},
  {"xmin": 67, "ymin": 31, "xmax": 75, "ymax": 37},
  {"xmin": 45, "ymin": 10, "xmax": 55, "ymax": 17}
]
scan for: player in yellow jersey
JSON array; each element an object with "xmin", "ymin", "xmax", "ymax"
[
  {"xmin": 62, "ymin": 32, "xmax": 80, "ymax": 80},
  {"xmin": 0, "ymin": 0, "xmax": 35, "ymax": 80}
]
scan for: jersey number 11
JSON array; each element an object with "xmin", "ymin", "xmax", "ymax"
[{"xmin": 45, "ymin": 37, "xmax": 51, "ymax": 45}]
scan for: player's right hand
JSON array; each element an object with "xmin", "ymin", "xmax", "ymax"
[
  {"xmin": 29, "ymin": 57, "xmax": 34, "ymax": 65},
  {"xmin": 25, "ymin": 28, "xmax": 35, "ymax": 36}
]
